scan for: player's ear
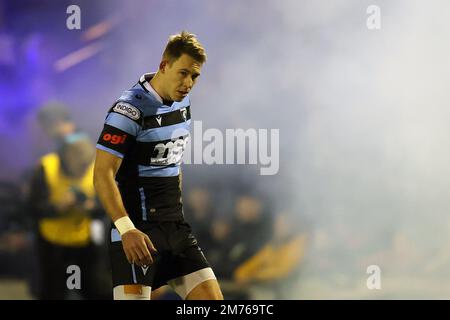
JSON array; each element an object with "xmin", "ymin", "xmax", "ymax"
[{"xmin": 159, "ymin": 60, "xmax": 168, "ymax": 73}]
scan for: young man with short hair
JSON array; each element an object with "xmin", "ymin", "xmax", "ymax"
[{"xmin": 94, "ymin": 31, "xmax": 223, "ymax": 300}]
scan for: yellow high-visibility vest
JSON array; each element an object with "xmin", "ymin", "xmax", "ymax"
[{"xmin": 38, "ymin": 153, "xmax": 95, "ymax": 247}]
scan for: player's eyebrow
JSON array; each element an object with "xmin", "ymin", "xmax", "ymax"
[{"xmin": 180, "ymin": 68, "xmax": 200, "ymax": 77}]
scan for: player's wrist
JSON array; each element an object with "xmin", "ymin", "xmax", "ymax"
[{"xmin": 114, "ymin": 216, "xmax": 136, "ymax": 235}]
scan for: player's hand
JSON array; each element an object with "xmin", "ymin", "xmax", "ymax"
[{"xmin": 121, "ymin": 229, "xmax": 157, "ymax": 267}]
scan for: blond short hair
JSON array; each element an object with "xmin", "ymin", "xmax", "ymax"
[{"xmin": 163, "ymin": 31, "xmax": 207, "ymax": 64}]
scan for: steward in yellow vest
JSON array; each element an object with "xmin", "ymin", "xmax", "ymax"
[
  {"xmin": 38, "ymin": 151, "xmax": 95, "ymax": 246},
  {"xmin": 29, "ymin": 134, "xmax": 103, "ymax": 299}
]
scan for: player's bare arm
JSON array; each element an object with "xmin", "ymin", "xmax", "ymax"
[{"xmin": 93, "ymin": 149, "xmax": 157, "ymax": 267}]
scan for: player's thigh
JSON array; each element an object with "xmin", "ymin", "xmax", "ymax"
[
  {"xmin": 167, "ymin": 266, "xmax": 222, "ymax": 300},
  {"xmin": 185, "ymin": 278, "xmax": 223, "ymax": 300}
]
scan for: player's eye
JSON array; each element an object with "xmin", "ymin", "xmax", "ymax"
[{"xmin": 180, "ymin": 71, "xmax": 188, "ymax": 76}]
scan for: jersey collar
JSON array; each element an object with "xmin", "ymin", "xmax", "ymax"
[{"xmin": 139, "ymin": 73, "xmax": 163, "ymax": 104}]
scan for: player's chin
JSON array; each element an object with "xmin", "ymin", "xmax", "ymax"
[{"xmin": 173, "ymin": 91, "xmax": 188, "ymax": 101}]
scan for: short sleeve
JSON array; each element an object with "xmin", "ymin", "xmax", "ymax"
[{"xmin": 96, "ymin": 102, "xmax": 142, "ymax": 158}]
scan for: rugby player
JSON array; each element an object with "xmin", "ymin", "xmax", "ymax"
[{"xmin": 93, "ymin": 31, "xmax": 223, "ymax": 300}]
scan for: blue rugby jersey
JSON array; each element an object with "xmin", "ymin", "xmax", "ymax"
[{"xmin": 96, "ymin": 73, "xmax": 191, "ymax": 223}]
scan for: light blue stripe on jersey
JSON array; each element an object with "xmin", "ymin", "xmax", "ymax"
[
  {"xmin": 151, "ymin": 102, "xmax": 190, "ymax": 115},
  {"xmin": 131, "ymin": 264, "xmax": 137, "ymax": 283},
  {"xmin": 139, "ymin": 187, "xmax": 148, "ymax": 221},
  {"xmin": 105, "ymin": 112, "xmax": 140, "ymax": 136},
  {"xmin": 138, "ymin": 165, "xmax": 180, "ymax": 177},
  {"xmin": 111, "ymin": 228, "xmax": 121, "ymax": 242},
  {"xmin": 96, "ymin": 144, "xmax": 124, "ymax": 158},
  {"xmin": 137, "ymin": 120, "xmax": 191, "ymax": 142}
]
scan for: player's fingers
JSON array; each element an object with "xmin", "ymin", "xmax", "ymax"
[
  {"xmin": 144, "ymin": 235, "xmax": 157, "ymax": 253},
  {"xmin": 133, "ymin": 246, "xmax": 146, "ymax": 267},
  {"xmin": 124, "ymin": 248, "xmax": 133, "ymax": 265},
  {"xmin": 137, "ymin": 242, "xmax": 153, "ymax": 266},
  {"xmin": 129, "ymin": 249, "xmax": 140, "ymax": 266}
]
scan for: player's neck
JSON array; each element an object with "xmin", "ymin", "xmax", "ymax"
[{"xmin": 149, "ymin": 73, "xmax": 170, "ymax": 102}]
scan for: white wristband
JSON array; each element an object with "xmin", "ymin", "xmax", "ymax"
[{"xmin": 114, "ymin": 216, "xmax": 136, "ymax": 235}]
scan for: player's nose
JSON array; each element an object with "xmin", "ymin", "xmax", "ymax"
[{"xmin": 183, "ymin": 76, "xmax": 193, "ymax": 89}]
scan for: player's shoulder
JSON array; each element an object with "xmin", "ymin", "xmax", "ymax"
[{"xmin": 109, "ymin": 86, "xmax": 161, "ymax": 122}]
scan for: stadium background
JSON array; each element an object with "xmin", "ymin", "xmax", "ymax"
[{"xmin": 1, "ymin": 0, "xmax": 450, "ymax": 299}]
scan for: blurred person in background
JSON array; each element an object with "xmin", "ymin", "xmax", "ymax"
[
  {"xmin": 28, "ymin": 135, "xmax": 108, "ymax": 299},
  {"xmin": 233, "ymin": 212, "xmax": 307, "ymax": 299},
  {"xmin": 37, "ymin": 102, "xmax": 79, "ymax": 147},
  {"xmin": 184, "ymin": 186, "xmax": 214, "ymax": 248},
  {"xmin": 205, "ymin": 217, "xmax": 251, "ymax": 299},
  {"xmin": 205, "ymin": 217, "xmax": 233, "ymax": 276},
  {"xmin": 204, "ymin": 192, "xmax": 273, "ymax": 299},
  {"xmin": 228, "ymin": 193, "xmax": 273, "ymax": 267},
  {"xmin": 0, "ymin": 102, "xmax": 78, "ymax": 296}
]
